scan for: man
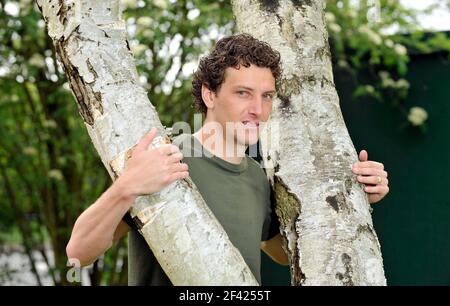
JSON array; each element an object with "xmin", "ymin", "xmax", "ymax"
[{"xmin": 66, "ymin": 34, "xmax": 389, "ymax": 285}]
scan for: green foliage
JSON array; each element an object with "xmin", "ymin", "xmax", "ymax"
[
  {"xmin": 0, "ymin": 0, "xmax": 114, "ymax": 285},
  {"xmin": 0, "ymin": 0, "xmax": 448, "ymax": 285},
  {"xmin": 326, "ymin": 0, "xmax": 450, "ymax": 128},
  {"xmin": 0, "ymin": 0, "xmax": 233, "ymax": 285},
  {"xmin": 123, "ymin": 0, "xmax": 234, "ymax": 127}
]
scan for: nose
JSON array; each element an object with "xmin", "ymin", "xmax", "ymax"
[{"xmin": 248, "ymin": 96, "xmax": 263, "ymax": 116}]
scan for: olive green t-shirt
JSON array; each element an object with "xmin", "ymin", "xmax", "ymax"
[{"xmin": 127, "ymin": 134, "xmax": 273, "ymax": 285}]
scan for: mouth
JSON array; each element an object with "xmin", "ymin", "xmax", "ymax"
[{"xmin": 242, "ymin": 121, "xmax": 260, "ymax": 128}]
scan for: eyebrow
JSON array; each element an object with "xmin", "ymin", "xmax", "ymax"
[{"xmin": 234, "ymin": 86, "xmax": 276, "ymax": 94}]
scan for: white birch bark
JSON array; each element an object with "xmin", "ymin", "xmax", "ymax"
[
  {"xmin": 37, "ymin": 0, "xmax": 258, "ymax": 285},
  {"xmin": 232, "ymin": 0, "xmax": 386, "ymax": 285}
]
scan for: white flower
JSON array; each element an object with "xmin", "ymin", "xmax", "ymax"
[
  {"xmin": 358, "ymin": 25, "xmax": 368, "ymax": 34},
  {"xmin": 132, "ymin": 44, "xmax": 147, "ymax": 56},
  {"xmin": 395, "ymin": 79, "xmax": 410, "ymax": 89},
  {"xmin": 137, "ymin": 17, "xmax": 153, "ymax": 27},
  {"xmin": 153, "ymin": 0, "xmax": 168, "ymax": 9},
  {"xmin": 379, "ymin": 71, "xmax": 395, "ymax": 87},
  {"xmin": 329, "ymin": 23, "xmax": 341, "ymax": 33},
  {"xmin": 338, "ymin": 59, "xmax": 348, "ymax": 68},
  {"xmin": 359, "ymin": 25, "xmax": 381, "ymax": 45},
  {"xmin": 385, "ymin": 39, "xmax": 394, "ymax": 48},
  {"xmin": 408, "ymin": 107, "xmax": 428, "ymax": 126},
  {"xmin": 378, "ymin": 71, "xmax": 389, "ymax": 80},
  {"xmin": 394, "ymin": 44, "xmax": 407, "ymax": 56},
  {"xmin": 369, "ymin": 32, "xmax": 382, "ymax": 45},
  {"xmin": 19, "ymin": 0, "xmax": 32, "ymax": 10},
  {"xmin": 348, "ymin": 10, "xmax": 357, "ymax": 18},
  {"xmin": 23, "ymin": 146, "xmax": 38, "ymax": 156},
  {"xmin": 42, "ymin": 119, "xmax": 57, "ymax": 129},
  {"xmin": 325, "ymin": 12, "xmax": 335, "ymax": 23},
  {"xmin": 142, "ymin": 29, "xmax": 154, "ymax": 39},
  {"xmin": 121, "ymin": 0, "xmax": 137, "ymax": 9},
  {"xmin": 365, "ymin": 85, "xmax": 375, "ymax": 94},
  {"xmin": 29, "ymin": 54, "xmax": 46, "ymax": 68},
  {"xmin": 62, "ymin": 82, "xmax": 71, "ymax": 91},
  {"xmin": 57, "ymin": 157, "xmax": 67, "ymax": 166},
  {"xmin": 47, "ymin": 169, "xmax": 64, "ymax": 181},
  {"xmin": 381, "ymin": 78, "xmax": 395, "ymax": 88}
]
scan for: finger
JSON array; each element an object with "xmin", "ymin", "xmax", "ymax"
[
  {"xmin": 134, "ymin": 128, "xmax": 158, "ymax": 154},
  {"xmin": 171, "ymin": 162, "xmax": 189, "ymax": 173},
  {"xmin": 160, "ymin": 144, "xmax": 180, "ymax": 155},
  {"xmin": 364, "ymin": 185, "xmax": 389, "ymax": 194},
  {"xmin": 354, "ymin": 161, "xmax": 384, "ymax": 170},
  {"xmin": 168, "ymin": 171, "xmax": 189, "ymax": 183},
  {"xmin": 359, "ymin": 150, "xmax": 368, "ymax": 162},
  {"xmin": 357, "ymin": 175, "xmax": 387, "ymax": 185},
  {"xmin": 353, "ymin": 167, "xmax": 387, "ymax": 177},
  {"xmin": 168, "ymin": 152, "xmax": 184, "ymax": 163}
]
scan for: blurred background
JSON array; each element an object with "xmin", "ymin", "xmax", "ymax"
[{"xmin": 0, "ymin": 0, "xmax": 449, "ymax": 285}]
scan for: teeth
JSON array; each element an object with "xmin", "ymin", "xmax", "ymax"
[{"xmin": 243, "ymin": 122, "xmax": 258, "ymax": 127}]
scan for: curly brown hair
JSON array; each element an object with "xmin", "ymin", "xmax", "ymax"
[{"xmin": 192, "ymin": 33, "xmax": 282, "ymax": 114}]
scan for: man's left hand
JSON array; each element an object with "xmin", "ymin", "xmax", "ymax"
[{"xmin": 352, "ymin": 150, "xmax": 389, "ymax": 204}]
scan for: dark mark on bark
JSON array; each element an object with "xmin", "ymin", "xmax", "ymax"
[
  {"xmin": 336, "ymin": 253, "xmax": 354, "ymax": 286},
  {"xmin": 94, "ymin": 91, "xmax": 102, "ymax": 103},
  {"xmin": 357, "ymin": 223, "xmax": 376, "ymax": 238},
  {"xmin": 278, "ymin": 95, "xmax": 291, "ymax": 109},
  {"xmin": 302, "ymin": 75, "xmax": 317, "ymax": 88},
  {"xmin": 109, "ymin": 165, "xmax": 119, "ymax": 180},
  {"xmin": 54, "ymin": 34, "xmax": 104, "ymax": 126},
  {"xmin": 277, "ymin": 14, "xmax": 283, "ymax": 29},
  {"xmin": 278, "ymin": 94, "xmax": 297, "ymax": 118},
  {"xmin": 321, "ymin": 76, "xmax": 333, "ymax": 88},
  {"xmin": 273, "ymin": 176, "xmax": 305, "ymax": 285},
  {"xmin": 259, "ymin": 0, "xmax": 280, "ymax": 13},
  {"xmin": 326, "ymin": 195, "xmax": 339, "ymax": 212},
  {"xmin": 314, "ymin": 45, "xmax": 330, "ymax": 61},
  {"xmin": 345, "ymin": 177, "xmax": 352, "ymax": 195},
  {"xmin": 86, "ymin": 59, "xmax": 98, "ymax": 80},
  {"xmin": 326, "ymin": 191, "xmax": 347, "ymax": 213},
  {"xmin": 132, "ymin": 216, "xmax": 144, "ymax": 230},
  {"xmin": 291, "ymin": 0, "xmax": 313, "ymax": 8},
  {"xmin": 279, "ymin": 76, "xmax": 302, "ymax": 97},
  {"xmin": 306, "ymin": 20, "xmax": 318, "ymax": 30}
]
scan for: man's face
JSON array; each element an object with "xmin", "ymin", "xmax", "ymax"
[{"xmin": 204, "ymin": 64, "xmax": 276, "ymax": 148}]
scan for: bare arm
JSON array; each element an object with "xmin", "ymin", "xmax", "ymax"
[
  {"xmin": 261, "ymin": 233, "xmax": 289, "ymax": 266},
  {"xmin": 66, "ymin": 181, "xmax": 134, "ymax": 266},
  {"xmin": 66, "ymin": 128, "xmax": 189, "ymax": 266}
]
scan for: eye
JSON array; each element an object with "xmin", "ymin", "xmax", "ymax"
[
  {"xmin": 263, "ymin": 93, "xmax": 274, "ymax": 101},
  {"xmin": 237, "ymin": 91, "xmax": 249, "ymax": 98}
]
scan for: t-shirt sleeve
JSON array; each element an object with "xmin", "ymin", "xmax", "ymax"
[
  {"xmin": 261, "ymin": 185, "xmax": 280, "ymax": 241},
  {"xmin": 122, "ymin": 211, "xmax": 139, "ymax": 231}
]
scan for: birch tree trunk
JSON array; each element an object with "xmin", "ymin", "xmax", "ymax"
[
  {"xmin": 37, "ymin": 0, "xmax": 257, "ymax": 285},
  {"xmin": 232, "ymin": 0, "xmax": 386, "ymax": 285}
]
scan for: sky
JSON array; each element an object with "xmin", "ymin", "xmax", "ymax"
[
  {"xmin": 400, "ymin": 0, "xmax": 450, "ymax": 31},
  {"xmin": 4, "ymin": 1, "xmax": 450, "ymax": 32}
]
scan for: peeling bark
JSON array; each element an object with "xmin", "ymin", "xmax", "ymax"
[
  {"xmin": 37, "ymin": 0, "xmax": 257, "ymax": 285},
  {"xmin": 232, "ymin": 0, "xmax": 386, "ymax": 285}
]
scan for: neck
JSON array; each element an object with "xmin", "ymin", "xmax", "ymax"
[{"xmin": 194, "ymin": 123, "xmax": 247, "ymax": 165}]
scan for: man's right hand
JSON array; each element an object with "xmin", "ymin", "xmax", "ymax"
[{"xmin": 115, "ymin": 127, "xmax": 189, "ymax": 198}]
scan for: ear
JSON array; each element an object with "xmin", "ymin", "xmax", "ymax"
[{"xmin": 201, "ymin": 84, "xmax": 215, "ymax": 110}]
